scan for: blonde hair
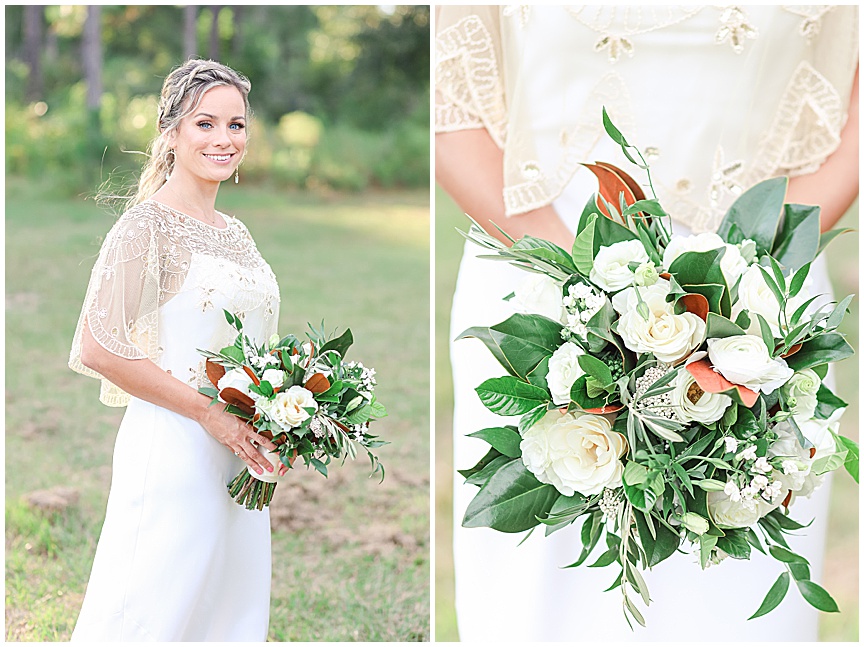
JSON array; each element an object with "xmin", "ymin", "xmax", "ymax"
[{"xmin": 127, "ymin": 59, "xmax": 252, "ymax": 210}]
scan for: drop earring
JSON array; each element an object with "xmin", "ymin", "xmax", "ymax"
[
  {"xmin": 234, "ymin": 167, "xmax": 239, "ymax": 184},
  {"xmin": 164, "ymin": 149, "xmax": 175, "ymax": 182}
]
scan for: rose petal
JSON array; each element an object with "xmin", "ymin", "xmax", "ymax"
[{"xmin": 685, "ymin": 359, "xmax": 759, "ymax": 408}]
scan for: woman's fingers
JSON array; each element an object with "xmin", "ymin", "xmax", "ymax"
[{"xmin": 249, "ymin": 430, "xmax": 278, "ymax": 453}]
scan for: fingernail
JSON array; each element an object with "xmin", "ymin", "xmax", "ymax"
[
  {"xmin": 267, "ymin": 465, "xmax": 273, "ymax": 472},
  {"xmin": 256, "ymin": 468, "xmax": 263, "ymax": 475}
]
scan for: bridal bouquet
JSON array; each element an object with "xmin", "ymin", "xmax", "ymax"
[
  {"xmin": 199, "ymin": 311, "xmax": 387, "ymax": 510},
  {"xmin": 457, "ymin": 110, "xmax": 857, "ymax": 626}
]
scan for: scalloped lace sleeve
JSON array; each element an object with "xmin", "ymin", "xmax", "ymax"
[
  {"xmin": 68, "ymin": 204, "xmax": 166, "ymax": 406},
  {"xmin": 435, "ymin": 6, "xmax": 508, "ymax": 147}
]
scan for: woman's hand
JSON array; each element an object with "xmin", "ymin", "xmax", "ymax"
[
  {"xmin": 198, "ymin": 405, "xmax": 279, "ymax": 475},
  {"xmin": 277, "ymin": 449, "xmax": 298, "ymax": 476}
]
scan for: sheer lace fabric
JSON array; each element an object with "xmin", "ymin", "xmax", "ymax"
[
  {"xmin": 435, "ymin": 5, "xmax": 858, "ymax": 232},
  {"xmin": 69, "ymin": 200, "xmax": 279, "ymax": 406}
]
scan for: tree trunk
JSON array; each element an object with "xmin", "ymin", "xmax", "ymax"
[
  {"xmin": 232, "ymin": 5, "xmax": 243, "ymax": 60},
  {"xmin": 82, "ymin": 5, "xmax": 102, "ymax": 111},
  {"xmin": 208, "ymin": 6, "xmax": 221, "ymax": 60},
  {"xmin": 22, "ymin": 5, "xmax": 43, "ymax": 101},
  {"xmin": 183, "ymin": 5, "xmax": 197, "ymax": 60}
]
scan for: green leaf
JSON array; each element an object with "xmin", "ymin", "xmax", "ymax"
[
  {"xmin": 569, "ymin": 375, "xmax": 616, "ymax": 411},
  {"xmin": 458, "ymin": 447, "xmax": 504, "ymax": 480},
  {"xmin": 668, "ymin": 248, "xmax": 726, "ymax": 288},
  {"xmin": 787, "ymin": 263, "xmax": 811, "ymax": 299},
  {"xmin": 465, "ymin": 455, "xmax": 512, "ymax": 486},
  {"xmin": 716, "ymin": 530, "xmax": 751, "ymax": 559},
  {"xmin": 463, "ymin": 460, "xmax": 560, "ymax": 532},
  {"xmin": 592, "ymin": 211, "xmax": 639, "ymax": 257},
  {"xmin": 572, "ymin": 214, "xmax": 597, "ymax": 276},
  {"xmin": 769, "ymin": 545, "xmax": 810, "ymax": 565},
  {"xmin": 511, "ymin": 235, "xmax": 577, "ymax": 273},
  {"xmin": 816, "ymin": 227, "xmax": 853, "ymax": 257},
  {"xmin": 519, "ymin": 404, "xmax": 549, "ymax": 433},
  {"xmin": 699, "ymin": 534, "xmax": 718, "ymax": 570},
  {"xmin": 835, "ymin": 434, "xmax": 859, "ymax": 483},
  {"xmin": 717, "ymin": 176, "xmax": 787, "ymax": 253},
  {"xmin": 754, "ymin": 312, "xmax": 776, "ymax": 354},
  {"xmin": 602, "ymin": 106, "xmax": 629, "ymax": 146},
  {"xmin": 318, "ymin": 328, "xmax": 354, "ymax": 358},
  {"xmin": 772, "ymin": 204, "xmax": 821, "ymax": 271},
  {"xmin": 795, "ymin": 580, "xmax": 840, "ymax": 613},
  {"xmin": 475, "ymin": 377, "xmax": 550, "ymax": 416},
  {"xmin": 811, "ymin": 451, "xmax": 847, "ymax": 476},
  {"xmin": 588, "ymin": 546, "xmax": 619, "ymax": 568},
  {"xmin": 705, "ymin": 312, "xmax": 747, "ymax": 338},
  {"xmin": 756, "ymin": 265, "xmax": 786, "ymax": 311},
  {"xmin": 824, "ymin": 294, "xmax": 854, "ymax": 331},
  {"xmin": 785, "ymin": 334, "xmax": 854, "ymax": 371},
  {"xmin": 467, "ymin": 426, "xmax": 523, "ymax": 458},
  {"xmin": 578, "ymin": 354, "xmax": 614, "ymax": 387},
  {"xmin": 458, "ymin": 313, "xmax": 564, "ymax": 380},
  {"xmin": 221, "ymin": 345, "xmax": 245, "ymax": 363},
  {"xmin": 635, "ymin": 512, "xmax": 680, "ymax": 567},
  {"xmin": 749, "ymin": 572, "xmax": 790, "ymax": 620}
]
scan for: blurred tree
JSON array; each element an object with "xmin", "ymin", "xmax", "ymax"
[
  {"xmin": 83, "ymin": 6, "xmax": 102, "ymax": 111},
  {"xmin": 23, "ymin": 5, "xmax": 44, "ymax": 101},
  {"xmin": 183, "ymin": 5, "xmax": 197, "ymax": 60},
  {"xmin": 208, "ymin": 5, "xmax": 221, "ymax": 60}
]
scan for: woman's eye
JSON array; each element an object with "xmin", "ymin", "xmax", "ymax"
[
  {"xmin": 197, "ymin": 121, "xmax": 212, "ymax": 129},
  {"xmin": 230, "ymin": 123, "xmax": 246, "ymax": 131}
]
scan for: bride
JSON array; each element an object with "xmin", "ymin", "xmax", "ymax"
[
  {"xmin": 69, "ymin": 59, "xmax": 289, "ymax": 641},
  {"xmin": 436, "ymin": 5, "xmax": 857, "ymax": 641}
]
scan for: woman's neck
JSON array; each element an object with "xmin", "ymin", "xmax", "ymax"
[{"xmin": 150, "ymin": 172, "xmax": 222, "ymax": 225}]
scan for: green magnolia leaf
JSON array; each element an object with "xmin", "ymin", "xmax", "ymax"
[
  {"xmin": 462, "ymin": 460, "xmax": 560, "ymax": 532},
  {"xmin": 458, "ymin": 447, "xmax": 504, "ymax": 480},
  {"xmin": 318, "ymin": 328, "xmax": 354, "ymax": 358},
  {"xmin": 458, "ymin": 313, "xmax": 564, "ymax": 380},
  {"xmin": 465, "ymin": 455, "xmax": 512, "ymax": 486},
  {"xmin": 635, "ymin": 512, "xmax": 679, "ymax": 567},
  {"xmin": 592, "ymin": 211, "xmax": 639, "ymax": 256},
  {"xmin": 772, "ymin": 204, "xmax": 821, "ymax": 271},
  {"xmin": 467, "ymin": 426, "xmax": 523, "ymax": 458},
  {"xmin": 578, "ymin": 354, "xmax": 614, "ymax": 387},
  {"xmin": 680, "ymin": 282, "xmax": 728, "ymax": 317},
  {"xmin": 572, "ymin": 214, "xmax": 597, "ymax": 276},
  {"xmin": 705, "ymin": 312, "xmax": 747, "ymax": 338},
  {"xmin": 668, "ymin": 248, "xmax": 726, "ymax": 287},
  {"xmin": 816, "ymin": 227, "xmax": 853, "ymax": 256},
  {"xmin": 569, "ymin": 375, "xmax": 616, "ymax": 411},
  {"xmin": 785, "ymin": 334, "xmax": 854, "ymax": 371},
  {"xmin": 749, "ymin": 572, "xmax": 790, "ymax": 620},
  {"xmin": 835, "ymin": 434, "xmax": 859, "ymax": 483},
  {"xmin": 716, "ymin": 530, "xmax": 751, "ymax": 559},
  {"xmin": 796, "ymin": 580, "xmax": 840, "ymax": 613},
  {"xmin": 717, "ymin": 177, "xmax": 787, "ymax": 253},
  {"xmin": 519, "ymin": 404, "xmax": 549, "ymax": 434},
  {"xmin": 476, "ymin": 377, "xmax": 549, "ymax": 416}
]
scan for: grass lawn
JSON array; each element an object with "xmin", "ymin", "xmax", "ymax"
[
  {"xmin": 435, "ymin": 185, "xmax": 859, "ymax": 642},
  {"xmin": 5, "ymin": 177, "xmax": 430, "ymax": 642}
]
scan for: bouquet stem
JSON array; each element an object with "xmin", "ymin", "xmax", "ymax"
[{"xmin": 227, "ymin": 469, "xmax": 279, "ymax": 511}]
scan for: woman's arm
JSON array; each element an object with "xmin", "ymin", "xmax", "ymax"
[
  {"xmin": 80, "ymin": 322, "xmax": 279, "ymax": 476},
  {"xmin": 436, "ymin": 128, "xmax": 575, "ymax": 249},
  {"xmin": 785, "ymin": 66, "xmax": 859, "ymax": 232}
]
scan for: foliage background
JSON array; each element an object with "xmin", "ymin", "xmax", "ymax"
[
  {"xmin": 5, "ymin": 5, "xmax": 430, "ymax": 642},
  {"xmin": 435, "ymin": 188, "xmax": 859, "ymax": 641}
]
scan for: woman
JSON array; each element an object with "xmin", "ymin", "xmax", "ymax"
[
  {"xmin": 436, "ymin": 5, "xmax": 858, "ymax": 642},
  {"xmin": 69, "ymin": 59, "xmax": 288, "ymax": 641}
]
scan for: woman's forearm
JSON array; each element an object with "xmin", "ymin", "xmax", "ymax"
[
  {"xmin": 786, "ymin": 66, "xmax": 859, "ymax": 232},
  {"xmin": 436, "ymin": 129, "xmax": 575, "ymax": 249}
]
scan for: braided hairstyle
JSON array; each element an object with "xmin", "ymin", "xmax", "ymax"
[{"xmin": 128, "ymin": 59, "xmax": 252, "ymax": 210}]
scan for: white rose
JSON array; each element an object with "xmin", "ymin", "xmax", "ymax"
[
  {"xmin": 707, "ymin": 335, "xmax": 793, "ymax": 394},
  {"xmin": 217, "ymin": 368, "xmax": 254, "ymax": 397},
  {"xmin": 792, "ymin": 410, "xmax": 842, "ymax": 498},
  {"xmin": 670, "ymin": 367, "xmax": 731, "ymax": 424},
  {"xmin": 520, "ymin": 410, "xmax": 627, "ymax": 496},
  {"xmin": 731, "ymin": 265, "xmax": 812, "ymax": 337},
  {"xmin": 511, "ymin": 273, "xmax": 565, "ymax": 321},
  {"xmin": 261, "ymin": 368, "xmax": 286, "ymax": 389},
  {"xmin": 780, "ymin": 369, "xmax": 821, "ymax": 419},
  {"xmin": 706, "ymin": 489, "xmax": 782, "ymax": 529},
  {"xmin": 617, "ymin": 288, "xmax": 705, "ymax": 363},
  {"xmin": 267, "ymin": 385, "xmax": 318, "ymax": 429},
  {"xmin": 546, "ymin": 342, "xmax": 585, "ymax": 406},
  {"xmin": 662, "ymin": 232, "xmax": 747, "ymax": 286},
  {"xmin": 611, "ymin": 279, "xmax": 672, "ymax": 316},
  {"xmin": 768, "ymin": 419, "xmax": 812, "ymax": 492},
  {"xmin": 590, "ymin": 240, "xmax": 649, "ymax": 292}
]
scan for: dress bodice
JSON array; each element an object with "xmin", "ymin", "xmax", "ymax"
[
  {"xmin": 436, "ymin": 5, "xmax": 858, "ymax": 233},
  {"xmin": 69, "ymin": 200, "xmax": 280, "ymax": 406}
]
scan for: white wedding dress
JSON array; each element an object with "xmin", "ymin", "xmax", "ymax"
[
  {"xmin": 438, "ymin": 5, "xmax": 857, "ymax": 642},
  {"xmin": 69, "ymin": 200, "xmax": 280, "ymax": 641}
]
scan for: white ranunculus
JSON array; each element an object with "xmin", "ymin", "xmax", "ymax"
[
  {"xmin": 731, "ymin": 264, "xmax": 812, "ymax": 337},
  {"xmin": 217, "ymin": 368, "xmax": 254, "ymax": 397},
  {"xmin": 589, "ymin": 240, "xmax": 649, "ymax": 292},
  {"xmin": 268, "ymin": 385, "xmax": 318, "ymax": 429},
  {"xmin": 780, "ymin": 369, "xmax": 821, "ymax": 419},
  {"xmin": 261, "ymin": 368, "xmax": 286, "ymax": 389},
  {"xmin": 661, "ymin": 232, "xmax": 748, "ymax": 286},
  {"xmin": 611, "ymin": 279, "xmax": 672, "ymax": 316},
  {"xmin": 670, "ymin": 366, "xmax": 731, "ymax": 423},
  {"xmin": 617, "ymin": 293, "xmax": 705, "ymax": 363},
  {"xmin": 706, "ymin": 489, "xmax": 782, "ymax": 529},
  {"xmin": 511, "ymin": 273, "xmax": 565, "ymax": 321},
  {"xmin": 707, "ymin": 335, "xmax": 793, "ymax": 394},
  {"xmin": 546, "ymin": 342, "xmax": 585, "ymax": 406},
  {"xmin": 520, "ymin": 410, "xmax": 627, "ymax": 496}
]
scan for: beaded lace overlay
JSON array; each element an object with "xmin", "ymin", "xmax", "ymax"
[
  {"xmin": 69, "ymin": 200, "xmax": 279, "ymax": 406},
  {"xmin": 434, "ymin": 6, "xmax": 857, "ymax": 231}
]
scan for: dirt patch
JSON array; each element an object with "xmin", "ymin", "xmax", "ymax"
[{"xmin": 24, "ymin": 487, "xmax": 80, "ymax": 513}]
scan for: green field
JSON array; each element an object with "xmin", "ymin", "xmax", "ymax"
[
  {"xmin": 435, "ymin": 186, "xmax": 859, "ymax": 642},
  {"xmin": 5, "ymin": 177, "xmax": 430, "ymax": 642}
]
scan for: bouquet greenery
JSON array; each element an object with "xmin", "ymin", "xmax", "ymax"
[
  {"xmin": 200, "ymin": 311, "xmax": 387, "ymax": 510},
  {"xmin": 457, "ymin": 109, "xmax": 857, "ymax": 626}
]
